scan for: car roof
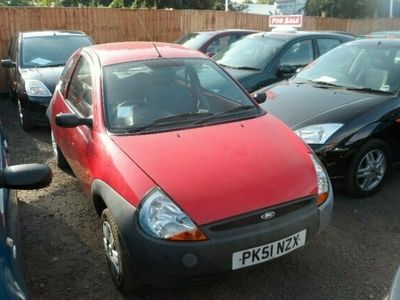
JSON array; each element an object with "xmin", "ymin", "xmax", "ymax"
[
  {"xmin": 192, "ymin": 29, "xmax": 258, "ymax": 36},
  {"xmin": 246, "ymin": 30, "xmax": 353, "ymax": 42},
  {"xmin": 85, "ymin": 42, "xmax": 207, "ymax": 66},
  {"xmin": 20, "ymin": 30, "xmax": 88, "ymax": 38},
  {"xmin": 347, "ymin": 38, "xmax": 400, "ymax": 46}
]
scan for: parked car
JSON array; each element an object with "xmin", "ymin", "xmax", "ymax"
[
  {"xmin": 215, "ymin": 29, "xmax": 354, "ymax": 92},
  {"xmin": 255, "ymin": 39, "xmax": 400, "ymax": 197},
  {"xmin": 1, "ymin": 30, "xmax": 94, "ymax": 131},
  {"xmin": 389, "ymin": 266, "xmax": 400, "ymax": 300},
  {"xmin": 48, "ymin": 41, "xmax": 333, "ymax": 292},
  {"xmin": 175, "ymin": 29, "xmax": 258, "ymax": 57},
  {"xmin": 0, "ymin": 124, "xmax": 52, "ymax": 299}
]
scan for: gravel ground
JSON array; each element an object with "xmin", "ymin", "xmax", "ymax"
[{"xmin": 1, "ymin": 96, "xmax": 399, "ymax": 300}]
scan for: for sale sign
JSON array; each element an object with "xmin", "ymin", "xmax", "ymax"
[{"xmin": 269, "ymin": 15, "xmax": 303, "ymax": 28}]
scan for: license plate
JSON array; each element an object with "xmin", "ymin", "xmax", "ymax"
[{"xmin": 232, "ymin": 230, "xmax": 307, "ymax": 270}]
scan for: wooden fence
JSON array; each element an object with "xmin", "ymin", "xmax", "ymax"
[{"xmin": 1, "ymin": 7, "xmax": 400, "ymax": 92}]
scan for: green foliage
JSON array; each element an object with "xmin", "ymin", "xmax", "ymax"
[
  {"xmin": 214, "ymin": 0, "xmax": 248, "ymax": 11},
  {"xmin": 0, "ymin": 0, "xmax": 34, "ymax": 6},
  {"xmin": 257, "ymin": 0, "xmax": 274, "ymax": 4},
  {"xmin": 305, "ymin": 0, "xmax": 377, "ymax": 18},
  {"xmin": 109, "ymin": 0, "xmax": 123, "ymax": 7}
]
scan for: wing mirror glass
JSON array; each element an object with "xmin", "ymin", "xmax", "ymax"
[
  {"xmin": 1, "ymin": 163, "xmax": 52, "ymax": 190},
  {"xmin": 55, "ymin": 113, "xmax": 93, "ymax": 128},
  {"xmin": 277, "ymin": 64, "xmax": 297, "ymax": 77},
  {"xmin": 253, "ymin": 92, "xmax": 267, "ymax": 104},
  {"xmin": 1, "ymin": 59, "xmax": 16, "ymax": 68}
]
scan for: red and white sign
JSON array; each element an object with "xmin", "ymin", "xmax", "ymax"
[{"xmin": 269, "ymin": 15, "xmax": 303, "ymax": 28}]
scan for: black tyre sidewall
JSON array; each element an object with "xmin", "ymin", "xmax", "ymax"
[
  {"xmin": 347, "ymin": 139, "xmax": 392, "ymax": 197},
  {"xmin": 100, "ymin": 208, "xmax": 139, "ymax": 293}
]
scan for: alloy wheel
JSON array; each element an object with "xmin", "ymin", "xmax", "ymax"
[
  {"xmin": 102, "ymin": 220, "xmax": 121, "ymax": 279},
  {"xmin": 356, "ymin": 149, "xmax": 387, "ymax": 192}
]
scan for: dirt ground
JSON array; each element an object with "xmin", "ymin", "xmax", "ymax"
[{"xmin": 1, "ymin": 96, "xmax": 399, "ymax": 300}]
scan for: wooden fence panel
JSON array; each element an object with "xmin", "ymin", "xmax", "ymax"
[{"xmin": 1, "ymin": 7, "xmax": 400, "ymax": 92}]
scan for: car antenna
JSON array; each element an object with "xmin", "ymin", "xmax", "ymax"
[{"xmin": 134, "ymin": 10, "xmax": 162, "ymax": 58}]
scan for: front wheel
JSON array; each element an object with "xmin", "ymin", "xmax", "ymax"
[
  {"xmin": 346, "ymin": 139, "xmax": 392, "ymax": 197},
  {"xmin": 101, "ymin": 208, "xmax": 141, "ymax": 293},
  {"xmin": 17, "ymin": 100, "xmax": 33, "ymax": 132},
  {"xmin": 51, "ymin": 130, "xmax": 69, "ymax": 169}
]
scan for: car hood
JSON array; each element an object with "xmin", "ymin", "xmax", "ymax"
[
  {"xmin": 223, "ymin": 67, "xmax": 260, "ymax": 90},
  {"xmin": 112, "ymin": 115, "xmax": 317, "ymax": 225},
  {"xmin": 259, "ymin": 81, "xmax": 393, "ymax": 129},
  {"xmin": 21, "ymin": 66, "xmax": 64, "ymax": 94}
]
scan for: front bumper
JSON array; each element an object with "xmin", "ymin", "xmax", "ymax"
[
  {"xmin": 20, "ymin": 94, "xmax": 51, "ymax": 126},
  {"xmin": 122, "ymin": 192, "xmax": 333, "ymax": 287}
]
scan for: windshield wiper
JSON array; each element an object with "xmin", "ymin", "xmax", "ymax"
[
  {"xmin": 218, "ymin": 64, "xmax": 260, "ymax": 71},
  {"xmin": 344, "ymin": 87, "xmax": 393, "ymax": 95},
  {"xmin": 193, "ymin": 105, "xmax": 256, "ymax": 125},
  {"xmin": 121, "ymin": 112, "xmax": 213, "ymax": 133},
  {"xmin": 310, "ymin": 80, "xmax": 343, "ymax": 88}
]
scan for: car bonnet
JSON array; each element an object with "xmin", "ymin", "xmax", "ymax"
[{"xmin": 111, "ymin": 114, "xmax": 317, "ymax": 225}]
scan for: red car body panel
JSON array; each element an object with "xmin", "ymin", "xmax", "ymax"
[
  {"xmin": 50, "ymin": 42, "xmax": 318, "ymax": 226},
  {"xmin": 112, "ymin": 115, "xmax": 317, "ymax": 225}
]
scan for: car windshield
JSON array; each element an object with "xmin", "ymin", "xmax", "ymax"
[
  {"xmin": 21, "ymin": 35, "xmax": 93, "ymax": 68},
  {"xmin": 103, "ymin": 58, "xmax": 259, "ymax": 133},
  {"xmin": 215, "ymin": 36, "xmax": 285, "ymax": 70},
  {"xmin": 175, "ymin": 33, "xmax": 213, "ymax": 50},
  {"xmin": 295, "ymin": 42, "xmax": 400, "ymax": 94}
]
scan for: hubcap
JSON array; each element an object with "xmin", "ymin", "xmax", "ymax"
[
  {"xmin": 51, "ymin": 131, "xmax": 58, "ymax": 160},
  {"xmin": 17, "ymin": 100, "xmax": 23, "ymax": 125},
  {"xmin": 356, "ymin": 149, "xmax": 386, "ymax": 192},
  {"xmin": 102, "ymin": 221, "xmax": 121, "ymax": 278}
]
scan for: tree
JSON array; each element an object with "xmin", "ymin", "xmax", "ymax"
[
  {"xmin": 214, "ymin": 0, "xmax": 248, "ymax": 11},
  {"xmin": 305, "ymin": 0, "xmax": 377, "ymax": 19},
  {"xmin": 257, "ymin": 0, "xmax": 274, "ymax": 4}
]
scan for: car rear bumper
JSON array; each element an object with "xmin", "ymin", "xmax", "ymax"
[{"xmin": 122, "ymin": 191, "xmax": 333, "ymax": 287}]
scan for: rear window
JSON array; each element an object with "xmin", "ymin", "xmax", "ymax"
[
  {"xmin": 176, "ymin": 33, "xmax": 213, "ymax": 50},
  {"xmin": 21, "ymin": 35, "xmax": 93, "ymax": 68}
]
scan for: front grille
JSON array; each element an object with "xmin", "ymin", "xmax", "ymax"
[{"xmin": 207, "ymin": 196, "xmax": 315, "ymax": 232}]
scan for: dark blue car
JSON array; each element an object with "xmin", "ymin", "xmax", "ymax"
[{"xmin": 0, "ymin": 125, "xmax": 52, "ymax": 299}]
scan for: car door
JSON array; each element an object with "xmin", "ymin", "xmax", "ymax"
[{"xmin": 56, "ymin": 54, "xmax": 95, "ymax": 191}]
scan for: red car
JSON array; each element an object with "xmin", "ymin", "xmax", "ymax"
[{"xmin": 48, "ymin": 42, "xmax": 333, "ymax": 292}]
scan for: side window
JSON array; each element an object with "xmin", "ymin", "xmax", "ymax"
[
  {"xmin": 59, "ymin": 55, "xmax": 79, "ymax": 95},
  {"xmin": 206, "ymin": 36, "xmax": 233, "ymax": 55},
  {"xmin": 66, "ymin": 57, "xmax": 93, "ymax": 117},
  {"xmin": 280, "ymin": 39, "xmax": 314, "ymax": 67},
  {"xmin": 317, "ymin": 38, "xmax": 341, "ymax": 56}
]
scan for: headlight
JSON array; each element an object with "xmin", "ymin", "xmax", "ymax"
[
  {"xmin": 310, "ymin": 155, "xmax": 330, "ymax": 206},
  {"xmin": 295, "ymin": 123, "xmax": 343, "ymax": 144},
  {"xmin": 25, "ymin": 80, "xmax": 52, "ymax": 97},
  {"xmin": 138, "ymin": 188, "xmax": 207, "ymax": 241}
]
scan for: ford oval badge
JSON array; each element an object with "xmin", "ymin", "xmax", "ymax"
[{"xmin": 260, "ymin": 211, "xmax": 275, "ymax": 220}]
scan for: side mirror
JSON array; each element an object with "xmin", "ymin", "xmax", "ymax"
[
  {"xmin": 1, "ymin": 59, "xmax": 16, "ymax": 68},
  {"xmin": 277, "ymin": 64, "xmax": 297, "ymax": 77},
  {"xmin": 253, "ymin": 93, "xmax": 267, "ymax": 104},
  {"xmin": 0, "ymin": 163, "xmax": 52, "ymax": 190},
  {"xmin": 56, "ymin": 113, "xmax": 93, "ymax": 128}
]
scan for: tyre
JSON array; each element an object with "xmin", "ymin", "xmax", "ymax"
[
  {"xmin": 101, "ymin": 208, "xmax": 141, "ymax": 293},
  {"xmin": 346, "ymin": 138, "xmax": 392, "ymax": 197},
  {"xmin": 51, "ymin": 130, "xmax": 69, "ymax": 169},
  {"xmin": 17, "ymin": 99, "xmax": 33, "ymax": 132}
]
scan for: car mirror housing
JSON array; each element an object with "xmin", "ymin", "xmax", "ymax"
[
  {"xmin": 277, "ymin": 64, "xmax": 297, "ymax": 77},
  {"xmin": 1, "ymin": 59, "xmax": 16, "ymax": 68},
  {"xmin": 0, "ymin": 163, "xmax": 52, "ymax": 190},
  {"xmin": 55, "ymin": 113, "xmax": 93, "ymax": 128},
  {"xmin": 253, "ymin": 93, "xmax": 267, "ymax": 104}
]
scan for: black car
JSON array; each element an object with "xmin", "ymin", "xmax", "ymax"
[
  {"xmin": 0, "ymin": 122, "xmax": 52, "ymax": 299},
  {"xmin": 215, "ymin": 29, "xmax": 354, "ymax": 92},
  {"xmin": 1, "ymin": 30, "xmax": 94, "ymax": 131},
  {"xmin": 175, "ymin": 29, "xmax": 258, "ymax": 57},
  {"xmin": 256, "ymin": 39, "xmax": 400, "ymax": 197}
]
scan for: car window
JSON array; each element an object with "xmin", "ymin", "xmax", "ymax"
[
  {"xmin": 59, "ymin": 54, "xmax": 80, "ymax": 96},
  {"xmin": 176, "ymin": 33, "xmax": 213, "ymax": 50},
  {"xmin": 216, "ymin": 36, "xmax": 285, "ymax": 70},
  {"xmin": 317, "ymin": 38, "xmax": 342, "ymax": 56},
  {"xmin": 103, "ymin": 58, "xmax": 258, "ymax": 132},
  {"xmin": 9, "ymin": 36, "xmax": 17, "ymax": 61},
  {"xmin": 66, "ymin": 57, "xmax": 93, "ymax": 117},
  {"xmin": 21, "ymin": 35, "xmax": 93, "ymax": 68},
  {"xmin": 206, "ymin": 35, "xmax": 238, "ymax": 55},
  {"xmin": 280, "ymin": 39, "xmax": 314, "ymax": 67}
]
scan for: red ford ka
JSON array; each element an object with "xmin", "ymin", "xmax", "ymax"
[{"xmin": 47, "ymin": 42, "xmax": 333, "ymax": 292}]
